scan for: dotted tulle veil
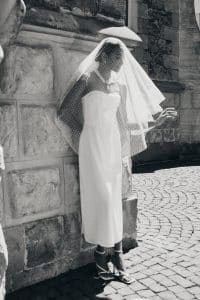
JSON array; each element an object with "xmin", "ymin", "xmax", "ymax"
[{"xmin": 57, "ymin": 37, "xmax": 165, "ymax": 157}]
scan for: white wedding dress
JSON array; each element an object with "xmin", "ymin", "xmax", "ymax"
[{"xmin": 79, "ymin": 90, "xmax": 123, "ymax": 247}]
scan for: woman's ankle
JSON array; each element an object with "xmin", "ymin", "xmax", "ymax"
[{"xmin": 96, "ymin": 245, "xmax": 105, "ymax": 253}]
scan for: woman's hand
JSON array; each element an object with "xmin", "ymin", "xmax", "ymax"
[{"xmin": 155, "ymin": 107, "xmax": 178, "ymax": 128}]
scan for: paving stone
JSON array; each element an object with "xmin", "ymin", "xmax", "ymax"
[
  {"xmin": 117, "ymin": 287, "xmax": 133, "ymax": 297},
  {"xmin": 110, "ymin": 281, "xmax": 126, "ymax": 290},
  {"xmin": 137, "ymin": 289, "xmax": 156, "ymax": 298},
  {"xmin": 103, "ymin": 285, "xmax": 116, "ymax": 296},
  {"xmin": 170, "ymin": 275, "xmax": 194, "ymax": 288},
  {"xmin": 151, "ymin": 274, "xmax": 175, "ymax": 287},
  {"xmin": 129, "ymin": 281, "xmax": 147, "ymax": 292},
  {"xmin": 188, "ymin": 286, "xmax": 200, "ymax": 296},
  {"xmin": 158, "ymin": 291, "xmax": 178, "ymax": 300},
  {"xmin": 176, "ymin": 291, "xmax": 195, "ymax": 300}
]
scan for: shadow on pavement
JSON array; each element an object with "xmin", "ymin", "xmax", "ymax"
[{"xmin": 6, "ymin": 263, "xmax": 119, "ymax": 300}]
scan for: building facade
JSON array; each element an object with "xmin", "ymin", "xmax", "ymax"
[{"xmin": 0, "ymin": 0, "xmax": 199, "ymax": 292}]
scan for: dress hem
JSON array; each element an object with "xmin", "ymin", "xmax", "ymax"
[{"xmin": 83, "ymin": 234, "xmax": 123, "ymax": 248}]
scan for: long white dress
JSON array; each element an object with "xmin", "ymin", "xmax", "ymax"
[{"xmin": 79, "ymin": 90, "xmax": 123, "ymax": 247}]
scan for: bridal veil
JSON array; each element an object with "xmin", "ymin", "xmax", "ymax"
[{"xmin": 57, "ymin": 37, "xmax": 165, "ymax": 157}]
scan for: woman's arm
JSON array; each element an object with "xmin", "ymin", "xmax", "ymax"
[{"xmin": 57, "ymin": 74, "xmax": 89, "ymax": 130}]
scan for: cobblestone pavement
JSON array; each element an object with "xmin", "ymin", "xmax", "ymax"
[{"xmin": 6, "ymin": 165, "xmax": 200, "ymax": 300}]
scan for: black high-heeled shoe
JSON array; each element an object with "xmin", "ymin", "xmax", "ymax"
[
  {"xmin": 111, "ymin": 250, "xmax": 135, "ymax": 284},
  {"xmin": 94, "ymin": 249, "xmax": 114, "ymax": 281}
]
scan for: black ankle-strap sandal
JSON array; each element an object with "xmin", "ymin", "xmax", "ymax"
[
  {"xmin": 111, "ymin": 250, "xmax": 136, "ymax": 284},
  {"xmin": 94, "ymin": 250, "xmax": 114, "ymax": 281}
]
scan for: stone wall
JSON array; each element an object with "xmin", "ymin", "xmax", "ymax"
[
  {"xmin": 132, "ymin": 0, "xmax": 182, "ymax": 163},
  {"xmin": 0, "ymin": 27, "xmax": 137, "ymax": 292},
  {"xmin": 179, "ymin": 0, "xmax": 200, "ymax": 159},
  {"xmin": 23, "ymin": 0, "xmax": 126, "ymax": 34},
  {"xmin": 133, "ymin": 0, "xmax": 200, "ymax": 163}
]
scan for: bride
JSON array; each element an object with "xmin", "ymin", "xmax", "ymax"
[{"xmin": 57, "ymin": 37, "xmax": 177, "ymax": 284}]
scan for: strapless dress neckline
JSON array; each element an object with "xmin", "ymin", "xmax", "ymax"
[{"xmin": 82, "ymin": 90, "xmax": 120, "ymax": 102}]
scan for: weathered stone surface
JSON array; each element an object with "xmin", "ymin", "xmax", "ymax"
[
  {"xmin": 64, "ymin": 163, "xmax": 80, "ymax": 214},
  {"xmin": 180, "ymin": 109, "xmax": 200, "ymax": 126},
  {"xmin": 0, "ymin": 225, "xmax": 8, "ymax": 299},
  {"xmin": 179, "ymin": 0, "xmax": 200, "ymax": 146},
  {"xmin": 0, "ymin": 0, "xmax": 26, "ymax": 48},
  {"xmin": 162, "ymin": 92, "xmax": 175, "ymax": 108},
  {"xmin": 163, "ymin": 129, "xmax": 178, "ymax": 143},
  {"xmin": 122, "ymin": 162, "xmax": 132, "ymax": 200},
  {"xmin": 23, "ymin": 0, "xmax": 125, "ymax": 34},
  {"xmin": 192, "ymin": 93, "xmax": 200, "ymax": 108},
  {"xmin": 138, "ymin": 1, "xmax": 179, "ymax": 81},
  {"xmin": 163, "ymin": 54, "xmax": 179, "ymax": 69},
  {"xmin": 63, "ymin": 212, "xmax": 81, "ymax": 256},
  {"xmin": 21, "ymin": 105, "xmax": 70, "ymax": 156},
  {"xmin": 25, "ymin": 217, "xmax": 64, "ymax": 268},
  {"xmin": 192, "ymin": 125, "xmax": 200, "ymax": 141},
  {"xmin": 179, "ymin": 125, "xmax": 193, "ymax": 143},
  {"xmin": 0, "ymin": 104, "xmax": 18, "ymax": 161},
  {"xmin": 0, "ymin": 178, "xmax": 3, "ymax": 224},
  {"xmin": 123, "ymin": 197, "xmax": 137, "ymax": 241},
  {"xmin": 146, "ymin": 129, "xmax": 163, "ymax": 143},
  {"xmin": 4, "ymin": 226, "xmax": 25, "ymax": 273},
  {"xmin": 0, "ymin": 45, "xmax": 53, "ymax": 97},
  {"xmin": 54, "ymin": 47, "xmax": 86, "ymax": 107},
  {"xmin": 180, "ymin": 90, "xmax": 193, "ymax": 109},
  {"xmin": 7, "ymin": 167, "xmax": 62, "ymax": 218}
]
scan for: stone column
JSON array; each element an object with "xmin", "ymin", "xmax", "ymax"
[{"xmin": 0, "ymin": 1, "xmax": 26, "ymax": 298}]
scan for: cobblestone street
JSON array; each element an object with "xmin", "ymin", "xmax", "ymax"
[{"xmin": 6, "ymin": 165, "xmax": 200, "ymax": 300}]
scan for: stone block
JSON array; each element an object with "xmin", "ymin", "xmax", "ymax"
[
  {"xmin": 0, "ymin": 45, "xmax": 53, "ymax": 98},
  {"xmin": 25, "ymin": 217, "xmax": 64, "ymax": 268},
  {"xmin": 174, "ymin": 94, "xmax": 180, "ymax": 109},
  {"xmin": 146, "ymin": 129, "xmax": 163, "ymax": 143},
  {"xmin": 64, "ymin": 163, "xmax": 80, "ymax": 214},
  {"xmin": 171, "ymin": 69, "xmax": 179, "ymax": 81},
  {"xmin": 165, "ymin": 0, "xmax": 179, "ymax": 12},
  {"xmin": 138, "ymin": 2, "xmax": 149, "ymax": 20},
  {"xmin": 81, "ymin": 235, "xmax": 94, "ymax": 251},
  {"xmin": 192, "ymin": 125, "xmax": 200, "ymax": 141},
  {"xmin": 179, "ymin": 125, "xmax": 193, "ymax": 143},
  {"xmin": 192, "ymin": 93, "xmax": 200, "ymax": 108},
  {"xmin": 171, "ymin": 12, "xmax": 179, "ymax": 29},
  {"xmin": 179, "ymin": 109, "xmax": 200, "ymax": 126},
  {"xmin": 7, "ymin": 166, "xmax": 62, "ymax": 219},
  {"xmin": 63, "ymin": 212, "xmax": 81, "ymax": 256},
  {"xmin": 54, "ymin": 47, "xmax": 86, "ymax": 106},
  {"xmin": 21, "ymin": 105, "xmax": 70, "ymax": 156},
  {"xmin": 163, "ymin": 54, "xmax": 179, "ymax": 69},
  {"xmin": 0, "ymin": 104, "xmax": 18, "ymax": 161},
  {"xmin": 0, "ymin": 178, "xmax": 3, "ymax": 223},
  {"xmin": 4, "ymin": 226, "xmax": 24, "ymax": 273},
  {"xmin": 162, "ymin": 93, "xmax": 175, "ymax": 108},
  {"xmin": 123, "ymin": 197, "xmax": 137, "ymax": 241},
  {"xmin": 180, "ymin": 91, "xmax": 193, "ymax": 109},
  {"xmin": 163, "ymin": 27, "xmax": 178, "ymax": 41},
  {"xmin": 0, "ymin": 225, "xmax": 7, "ymax": 299},
  {"xmin": 122, "ymin": 161, "xmax": 132, "ymax": 200},
  {"xmin": 163, "ymin": 129, "xmax": 178, "ymax": 143},
  {"xmin": 98, "ymin": 0, "xmax": 126, "ymax": 19}
]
